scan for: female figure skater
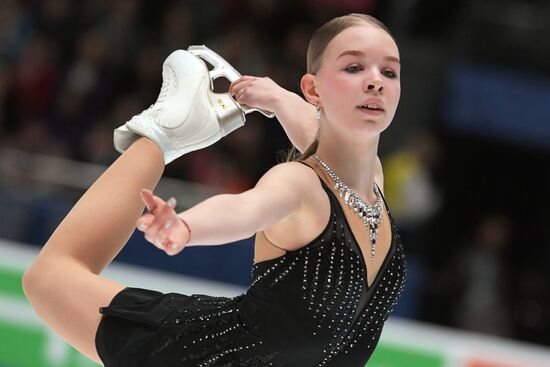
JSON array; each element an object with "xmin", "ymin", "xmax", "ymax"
[{"xmin": 23, "ymin": 13, "xmax": 406, "ymax": 367}]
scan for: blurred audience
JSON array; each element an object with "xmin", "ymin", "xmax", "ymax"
[{"xmin": 0, "ymin": 0, "xmax": 549, "ymax": 347}]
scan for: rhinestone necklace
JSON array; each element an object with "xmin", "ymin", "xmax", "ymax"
[{"xmin": 314, "ymin": 155, "xmax": 383, "ymax": 263}]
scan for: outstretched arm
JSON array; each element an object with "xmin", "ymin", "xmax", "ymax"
[
  {"xmin": 136, "ymin": 162, "xmax": 316, "ymax": 255},
  {"xmin": 229, "ymin": 76, "xmax": 318, "ymax": 153}
]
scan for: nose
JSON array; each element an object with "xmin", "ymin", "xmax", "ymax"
[
  {"xmin": 367, "ymin": 83, "xmax": 383, "ymax": 92},
  {"xmin": 365, "ymin": 69, "xmax": 384, "ymax": 93}
]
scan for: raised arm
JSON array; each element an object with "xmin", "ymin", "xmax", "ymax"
[
  {"xmin": 229, "ymin": 76, "xmax": 318, "ymax": 153},
  {"xmin": 228, "ymin": 76, "xmax": 386, "ymax": 188},
  {"xmin": 136, "ymin": 162, "xmax": 316, "ymax": 255}
]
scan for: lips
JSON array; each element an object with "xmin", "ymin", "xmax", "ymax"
[
  {"xmin": 358, "ymin": 107, "xmax": 384, "ymax": 116},
  {"xmin": 358, "ymin": 103, "xmax": 384, "ymax": 111},
  {"xmin": 357, "ymin": 98, "xmax": 384, "ymax": 112}
]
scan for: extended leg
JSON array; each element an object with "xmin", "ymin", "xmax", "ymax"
[{"xmin": 23, "ymin": 137, "xmax": 164, "ymax": 364}]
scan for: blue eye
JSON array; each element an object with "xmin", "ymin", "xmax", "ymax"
[
  {"xmin": 345, "ymin": 65, "xmax": 362, "ymax": 73},
  {"xmin": 383, "ymin": 69, "xmax": 398, "ymax": 78}
]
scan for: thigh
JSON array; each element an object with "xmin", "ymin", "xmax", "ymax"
[{"xmin": 24, "ymin": 258, "xmax": 125, "ymax": 365}]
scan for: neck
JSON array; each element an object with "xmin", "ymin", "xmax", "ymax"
[{"xmin": 314, "ymin": 123, "xmax": 379, "ymax": 204}]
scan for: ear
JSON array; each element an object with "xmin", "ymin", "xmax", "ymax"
[{"xmin": 300, "ymin": 74, "xmax": 320, "ymax": 106}]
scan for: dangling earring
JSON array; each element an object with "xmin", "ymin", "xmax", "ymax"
[{"xmin": 315, "ymin": 105, "xmax": 321, "ymax": 121}]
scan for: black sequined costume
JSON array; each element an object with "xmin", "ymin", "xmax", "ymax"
[{"xmin": 95, "ymin": 165, "xmax": 407, "ymax": 367}]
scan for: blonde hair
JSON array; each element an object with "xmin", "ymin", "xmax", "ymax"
[{"xmin": 286, "ymin": 13, "xmax": 395, "ymax": 162}]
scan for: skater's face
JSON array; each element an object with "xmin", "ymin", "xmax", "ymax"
[{"xmin": 304, "ymin": 24, "xmax": 401, "ymax": 135}]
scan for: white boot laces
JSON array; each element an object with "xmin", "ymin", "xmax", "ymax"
[
  {"xmin": 156, "ymin": 78, "xmax": 170, "ymax": 103},
  {"xmin": 156, "ymin": 66, "xmax": 174, "ymax": 104},
  {"xmin": 137, "ymin": 67, "xmax": 174, "ymax": 124}
]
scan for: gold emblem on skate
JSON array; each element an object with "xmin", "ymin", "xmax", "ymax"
[{"xmin": 216, "ymin": 98, "xmax": 228, "ymax": 110}]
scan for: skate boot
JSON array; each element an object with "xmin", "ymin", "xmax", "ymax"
[{"xmin": 113, "ymin": 46, "xmax": 274, "ymax": 164}]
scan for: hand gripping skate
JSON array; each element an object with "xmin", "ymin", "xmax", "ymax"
[{"xmin": 113, "ymin": 45, "xmax": 274, "ymax": 164}]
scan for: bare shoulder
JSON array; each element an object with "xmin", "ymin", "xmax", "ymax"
[
  {"xmin": 258, "ymin": 161, "xmax": 330, "ymax": 251},
  {"xmin": 249, "ymin": 161, "xmax": 326, "ymax": 228},
  {"xmin": 374, "ymin": 156, "xmax": 385, "ymax": 195},
  {"xmin": 255, "ymin": 161, "xmax": 322, "ymax": 193}
]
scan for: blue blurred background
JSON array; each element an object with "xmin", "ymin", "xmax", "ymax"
[{"xmin": 1, "ymin": 0, "xmax": 549, "ymax": 348}]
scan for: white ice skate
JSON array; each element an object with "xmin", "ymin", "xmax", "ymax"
[{"xmin": 113, "ymin": 45, "xmax": 274, "ymax": 164}]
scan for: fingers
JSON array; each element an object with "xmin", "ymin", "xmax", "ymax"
[
  {"xmin": 136, "ymin": 213, "xmax": 154, "ymax": 231},
  {"xmin": 229, "ymin": 75, "xmax": 254, "ymax": 95},
  {"xmin": 229, "ymin": 76, "xmax": 278, "ymax": 111},
  {"xmin": 154, "ymin": 216, "xmax": 189, "ymax": 256},
  {"xmin": 136, "ymin": 190, "xmax": 182, "ymax": 253},
  {"xmin": 140, "ymin": 189, "xmax": 159, "ymax": 211},
  {"xmin": 163, "ymin": 224, "xmax": 186, "ymax": 256},
  {"xmin": 236, "ymin": 89, "xmax": 248, "ymax": 105},
  {"xmin": 229, "ymin": 77, "xmax": 256, "ymax": 101},
  {"xmin": 163, "ymin": 217, "xmax": 192, "ymax": 256},
  {"xmin": 146, "ymin": 196, "xmax": 177, "ymax": 243},
  {"xmin": 153, "ymin": 219, "xmax": 175, "ymax": 250}
]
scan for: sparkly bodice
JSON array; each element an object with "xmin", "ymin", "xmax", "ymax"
[{"xmin": 237, "ymin": 176, "xmax": 407, "ymax": 366}]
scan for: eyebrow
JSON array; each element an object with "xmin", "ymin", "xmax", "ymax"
[{"xmin": 337, "ymin": 50, "xmax": 400, "ymax": 64}]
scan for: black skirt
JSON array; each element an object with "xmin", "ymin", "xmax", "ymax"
[{"xmin": 94, "ymin": 287, "xmax": 268, "ymax": 367}]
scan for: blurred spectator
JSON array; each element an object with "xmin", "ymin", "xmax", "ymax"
[
  {"xmin": 383, "ymin": 132, "xmax": 442, "ymax": 253},
  {"xmin": 0, "ymin": 0, "xmax": 32, "ymax": 61},
  {"xmin": 6, "ymin": 117, "xmax": 70, "ymax": 157},
  {"xmin": 159, "ymin": 2, "xmax": 195, "ymax": 53},
  {"xmin": 379, "ymin": 132, "xmax": 442, "ymax": 319},
  {"xmin": 64, "ymin": 31, "xmax": 108, "ymax": 98},
  {"xmin": 92, "ymin": 0, "xmax": 141, "ymax": 67},
  {"xmin": 434, "ymin": 213, "xmax": 515, "ymax": 337},
  {"xmin": 209, "ymin": 24, "xmax": 268, "ymax": 79},
  {"xmin": 277, "ymin": 23, "xmax": 313, "ymax": 91},
  {"xmin": 11, "ymin": 35, "xmax": 59, "ymax": 121},
  {"xmin": 35, "ymin": 0, "xmax": 78, "ymax": 65},
  {"xmin": 458, "ymin": 213, "xmax": 515, "ymax": 336}
]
